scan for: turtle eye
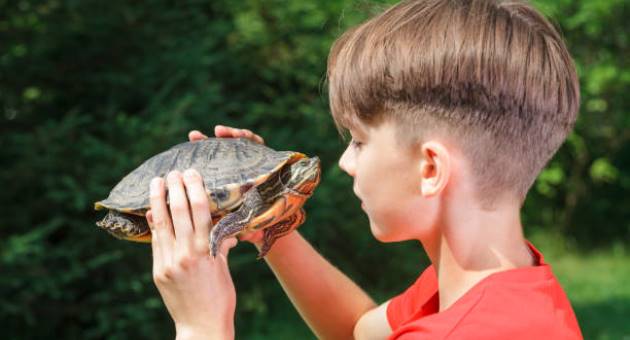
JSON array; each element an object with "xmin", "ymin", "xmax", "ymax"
[{"xmin": 210, "ymin": 189, "xmax": 229, "ymax": 202}]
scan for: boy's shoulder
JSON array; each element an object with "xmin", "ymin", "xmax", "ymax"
[{"xmin": 387, "ymin": 242, "xmax": 583, "ymax": 339}]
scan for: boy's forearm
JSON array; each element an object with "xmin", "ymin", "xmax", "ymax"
[
  {"xmin": 175, "ymin": 326, "xmax": 234, "ymax": 340},
  {"xmin": 260, "ymin": 231, "xmax": 376, "ymax": 339}
]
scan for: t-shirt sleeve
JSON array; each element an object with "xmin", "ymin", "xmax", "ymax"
[{"xmin": 387, "ymin": 265, "xmax": 438, "ymax": 330}]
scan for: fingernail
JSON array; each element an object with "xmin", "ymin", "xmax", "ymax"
[
  {"xmin": 184, "ymin": 168, "xmax": 196, "ymax": 179},
  {"xmin": 150, "ymin": 177, "xmax": 162, "ymax": 191},
  {"xmin": 167, "ymin": 170, "xmax": 180, "ymax": 181}
]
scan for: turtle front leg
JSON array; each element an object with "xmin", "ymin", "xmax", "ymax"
[
  {"xmin": 257, "ymin": 208, "xmax": 306, "ymax": 258},
  {"xmin": 210, "ymin": 188, "xmax": 264, "ymax": 257},
  {"xmin": 96, "ymin": 210, "xmax": 151, "ymax": 243}
]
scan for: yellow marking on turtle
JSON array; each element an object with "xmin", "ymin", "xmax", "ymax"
[
  {"xmin": 247, "ymin": 191, "xmax": 308, "ymax": 231},
  {"xmin": 126, "ymin": 233, "xmax": 152, "ymax": 243}
]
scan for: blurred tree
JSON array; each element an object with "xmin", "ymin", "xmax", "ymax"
[{"xmin": 525, "ymin": 0, "xmax": 630, "ymax": 247}]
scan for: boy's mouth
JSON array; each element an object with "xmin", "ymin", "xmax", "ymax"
[
  {"xmin": 353, "ymin": 186, "xmax": 361, "ymax": 200},
  {"xmin": 353, "ymin": 185, "xmax": 366, "ymax": 209},
  {"xmin": 354, "ymin": 191, "xmax": 365, "ymax": 208}
]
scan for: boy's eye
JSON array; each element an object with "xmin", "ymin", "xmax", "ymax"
[{"xmin": 350, "ymin": 139, "xmax": 364, "ymax": 150}]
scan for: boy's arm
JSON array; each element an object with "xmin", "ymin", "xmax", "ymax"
[
  {"xmin": 261, "ymin": 231, "xmax": 392, "ymax": 339},
  {"xmin": 192, "ymin": 127, "xmax": 392, "ymax": 338},
  {"xmin": 353, "ymin": 300, "xmax": 392, "ymax": 340}
]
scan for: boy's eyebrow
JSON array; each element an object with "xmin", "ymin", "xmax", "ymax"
[
  {"xmin": 344, "ymin": 125, "xmax": 366, "ymax": 140},
  {"xmin": 342, "ymin": 115, "xmax": 368, "ymax": 134}
]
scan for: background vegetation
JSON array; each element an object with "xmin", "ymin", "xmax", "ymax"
[{"xmin": 1, "ymin": 0, "xmax": 628, "ymax": 338}]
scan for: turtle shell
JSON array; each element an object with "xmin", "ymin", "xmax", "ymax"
[{"xmin": 94, "ymin": 138, "xmax": 305, "ymax": 216}]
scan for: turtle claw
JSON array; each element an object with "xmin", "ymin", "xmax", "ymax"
[
  {"xmin": 210, "ymin": 234, "xmax": 220, "ymax": 258},
  {"xmin": 255, "ymin": 209, "xmax": 306, "ymax": 259},
  {"xmin": 256, "ymin": 239, "xmax": 273, "ymax": 259},
  {"xmin": 210, "ymin": 213, "xmax": 248, "ymax": 257},
  {"xmin": 210, "ymin": 188, "xmax": 264, "ymax": 257}
]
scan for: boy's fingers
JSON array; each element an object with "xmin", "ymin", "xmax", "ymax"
[
  {"xmin": 217, "ymin": 237, "xmax": 238, "ymax": 262},
  {"xmin": 214, "ymin": 125, "xmax": 264, "ymax": 144},
  {"xmin": 166, "ymin": 171, "xmax": 195, "ymax": 254},
  {"xmin": 188, "ymin": 130, "xmax": 208, "ymax": 142},
  {"xmin": 214, "ymin": 125, "xmax": 235, "ymax": 138},
  {"xmin": 183, "ymin": 169, "xmax": 212, "ymax": 254},
  {"xmin": 146, "ymin": 210, "xmax": 164, "ymax": 273},
  {"xmin": 238, "ymin": 229, "xmax": 264, "ymax": 244},
  {"xmin": 192, "ymin": 127, "xmax": 264, "ymax": 144},
  {"xmin": 149, "ymin": 177, "xmax": 175, "ymax": 262},
  {"xmin": 240, "ymin": 129, "xmax": 265, "ymax": 144}
]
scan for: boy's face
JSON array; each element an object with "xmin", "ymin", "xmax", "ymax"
[{"xmin": 338, "ymin": 120, "xmax": 439, "ymax": 242}]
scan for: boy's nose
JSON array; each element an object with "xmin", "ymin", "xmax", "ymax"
[{"xmin": 338, "ymin": 146, "xmax": 356, "ymax": 177}]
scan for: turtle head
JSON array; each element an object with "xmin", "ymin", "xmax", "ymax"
[
  {"xmin": 286, "ymin": 156, "xmax": 321, "ymax": 196},
  {"xmin": 96, "ymin": 210, "xmax": 152, "ymax": 243}
]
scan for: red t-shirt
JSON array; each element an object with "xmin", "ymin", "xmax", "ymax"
[{"xmin": 386, "ymin": 242, "xmax": 582, "ymax": 339}]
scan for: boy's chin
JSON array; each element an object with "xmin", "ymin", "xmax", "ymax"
[{"xmin": 369, "ymin": 221, "xmax": 399, "ymax": 243}]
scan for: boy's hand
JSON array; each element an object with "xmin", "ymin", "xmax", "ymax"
[
  {"xmin": 188, "ymin": 125, "xmax": 265, "ymax": 145},
  {"xmin": 187, "ymin": 125, "xmax": 265, "ymax": 246},
  {"xmin": 147, "ymin": 170, "xmax": 236, "ymax": 339}
]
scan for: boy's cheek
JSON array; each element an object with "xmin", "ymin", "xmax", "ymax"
[{"xmin": 364, "ymin": 206, "xmax": 401, "ymax": 242}]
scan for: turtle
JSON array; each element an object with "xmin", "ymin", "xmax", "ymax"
[{"xmin": 94, "ymin": 137, "xmax": 321, "ymax": 258}]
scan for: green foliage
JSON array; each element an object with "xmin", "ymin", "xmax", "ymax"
[
  {"xmin": 0, "ymin": 0, "xmax": 627, "ymax": 338},
  {"xmin": 523, "ymin": 0, "xmax": 630, "ymax": 246},
  {"xmin": 528, "ymin": 230, "xmax": 630, "ymax": 339}
]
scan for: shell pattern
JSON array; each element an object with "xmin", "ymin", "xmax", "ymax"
[{"xmin": 95, "ymin": 138, "xmax": 300, "ymax": 215}]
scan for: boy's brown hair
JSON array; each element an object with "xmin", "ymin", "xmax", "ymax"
[{"xmin": 326, "ymin": 0, "xmax": 580, "ymax": 208}]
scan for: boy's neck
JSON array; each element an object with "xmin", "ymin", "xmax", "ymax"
[{"xmin": 421, "ymin": 201, "xmax": 535, "ymax": 312}]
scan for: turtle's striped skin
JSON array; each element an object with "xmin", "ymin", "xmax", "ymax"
[{"xmin": 95, "ymin": 138, "xmax": 320, "ymax": 257}]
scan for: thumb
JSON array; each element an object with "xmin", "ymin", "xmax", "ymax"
[{"xmin": 218, "ymin": 237, "xmax": 238, "ymax": 259}]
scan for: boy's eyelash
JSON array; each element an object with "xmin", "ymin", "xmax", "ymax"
[{"xmin": 350, "ymin": 139, "xmax": 363, "ymax": 148}]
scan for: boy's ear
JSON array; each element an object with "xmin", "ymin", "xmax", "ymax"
[{"xmin": 419, "ymin": 141, "xmax": 450, "ymax": 197}]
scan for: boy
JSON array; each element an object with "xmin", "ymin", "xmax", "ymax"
[{"xmin": 146, "ymin": 0, "xmax": 582, "ymax": 338}]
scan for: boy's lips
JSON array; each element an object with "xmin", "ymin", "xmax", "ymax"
[
  {"xmin": 353, "ymin": 187, "xmax": 362, "ymax": 201},
  {"xmin": 353, "ymin": 188, "xmax": 365, "ymax": 209}
]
